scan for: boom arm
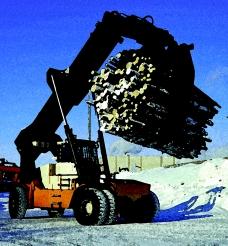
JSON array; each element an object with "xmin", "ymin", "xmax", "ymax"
[{"xmin": 15, "ymin": 11, "xmax": 193, "ymax": 181}]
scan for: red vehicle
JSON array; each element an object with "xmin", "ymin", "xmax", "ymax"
[{"xmin": 0, "ymin": 158, "xmax": 20, "ymax": 192}]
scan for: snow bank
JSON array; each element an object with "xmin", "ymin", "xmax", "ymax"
[{"xmin": 117, "ymin": 158, "xmax": 228, "ymax": 215}]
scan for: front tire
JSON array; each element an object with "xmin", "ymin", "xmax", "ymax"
[
  {"xmin": 102, "ymin": 190, "xmax": 116, "ymax": 225},
  {"xmin": 74, "ymin": 188, "xmax": 108, "ymax": 225},
  {"xmin": 9, "ymin": 186, "xmax": 27, "ymax": 219}
]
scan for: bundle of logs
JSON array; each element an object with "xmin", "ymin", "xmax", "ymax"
[{"xmin": 90, "ymin": 49, "xmax": 220, "ymax": 159}]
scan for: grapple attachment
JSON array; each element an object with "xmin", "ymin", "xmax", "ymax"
[{"xmin": 91, "ymin": 47, "xmax": 220, "ymax": 159}]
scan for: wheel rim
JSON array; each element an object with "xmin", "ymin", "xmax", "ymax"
[{"xmin": 81, "ymin": 200, "xmax": 93, "ymax": 216}]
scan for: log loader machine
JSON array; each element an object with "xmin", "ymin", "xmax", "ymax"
[{"xmin": 8, "ymin": 11, "xmax": 219, "ymax": 225}]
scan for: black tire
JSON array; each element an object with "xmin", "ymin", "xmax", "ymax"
[
  {"xmin": 102, "ymin": 190, "xmax": 116, "ymax": 225},
  {"xmin": 47, "ymin": 208, "xmax": 65, "ymax": 218},
  {"xmin": 134, "ymin": 191, "xmax": 160, "ymax": 223},
  {"xmin": 74, "ymin": 188, "xmax": 108, "ymax": 226},
  {"xmin": 9, "ymin": 186, "xmax": 27, "ymax": 219},
  {"xmin": 118, "ymin": 196, "xmax": 135, "ymax": 223}
]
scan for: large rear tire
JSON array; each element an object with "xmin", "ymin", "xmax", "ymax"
[
  {"xmin": 118, "ymin": 196, "xmax": 135, "ymax": 223},
  {"xmin": 9, "ymin": 186, "xmax": 27, "ymax": 219},
  {"xmin": 74, "ymin": 188, "xmax": 108, "ymax": 225},
  {"xmin": 134, "ymin": 191, "xmax": 160, "ymax": 223}
]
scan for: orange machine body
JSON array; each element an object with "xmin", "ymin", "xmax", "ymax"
[{"xmin": 25, "ymin": 178, "xmax": 151, "ymax": 210}]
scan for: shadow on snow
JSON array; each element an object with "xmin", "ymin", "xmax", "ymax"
[{"xmin": 154, "ymin": 186, "xmax": 226, "ymax": 222}]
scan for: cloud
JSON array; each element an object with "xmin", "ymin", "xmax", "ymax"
[
  {"xmin": 205, "ymin": 66, "xmax": 228, "ymax": 85},
  {"xmin": 203, "ymin": 65, "xmax": 228, "ymax": 108},
  {"xmin": 199, "ymin": 145, "xmax": 228, "ymax": 160},
  {"xmin": 110, "ymin": 138, "xmax": 142, "ymax": 155}
]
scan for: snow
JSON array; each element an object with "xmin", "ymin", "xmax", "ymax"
[
  {"xmin": 117, "ymin": 158, "xmax": 228, "ymax": 215},
  {"xmin": 0, "ymin": 158, "xmax": 228, "ymax": 245}
]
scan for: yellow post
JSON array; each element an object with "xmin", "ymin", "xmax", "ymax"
[
  {"xmin": 140, "ymin": 156, "xmax": 143, "ymax": 171},
  {"xmin": 127, "ymin": 155, "xmax": 130, "ymax": 171},
  {"xmin": 160, "ymin": 155, "xmax": 163, "ymax": 167}
]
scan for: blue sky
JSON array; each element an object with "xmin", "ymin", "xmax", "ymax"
[{"xmin": 0, "ymin": 0, "xmax": 228, "ymax": 164}]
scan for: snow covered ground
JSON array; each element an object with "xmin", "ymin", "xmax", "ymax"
[{"xmin": 0, "ymin": 158, "xmax": 228, "ymax": 245}]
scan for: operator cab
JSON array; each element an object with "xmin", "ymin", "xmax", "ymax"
[{"xmin": 56, "ymin": 138, "xmax": 101, "ymax": 185}]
